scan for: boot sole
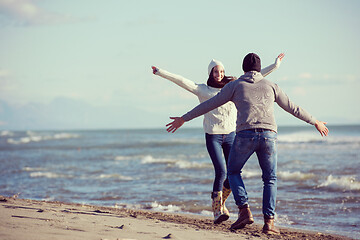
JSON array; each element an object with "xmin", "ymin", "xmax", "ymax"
[
  {"xmin": 262, "ymin": 229, "xmax": 280, "ymax": 235},
  {"xmin": 214, "ymin": 214, "xmax": 230, "ymax": 224},
  {"xmin": 230, "ymin": 218, "xmax": 254, "ymax": 229}
]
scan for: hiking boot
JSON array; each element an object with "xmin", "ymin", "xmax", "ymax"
[
  {"xmin": 230, "ymin": 204, "xmax": 254, "ymax": 229},
  {"xmin": 262, "ymin": 215, "xmax": 280, "ymax": 235}
]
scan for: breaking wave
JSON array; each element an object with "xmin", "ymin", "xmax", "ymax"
[
  {"xmin": 30, "ymin": 171, "xmax": 72, "ymax": 179},
  {"xmin": 7, "ymin": 131, "xmax": 79, "ymax": 144},
  {"xmin": 140, "ymin": 155, "xmax": 212, "ymax": 169},
  {"xmin": 317, "ymin": 175, "xmax": 360, "ymax": 191}
]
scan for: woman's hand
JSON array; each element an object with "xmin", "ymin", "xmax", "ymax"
[
  {"xmin": 315, "ymin": 120, "xmax": 329, "ymax": 136},
  {"xmin": 166, "ymin": 117, "xmax": 185, "ymax": 133},
  {"xmin": 275, "ymin": 53, "xmax": 285, "ymax": 66},
  {"xmin": 152, "ymin": 66, "xmax": 158, "ymax": 74}
]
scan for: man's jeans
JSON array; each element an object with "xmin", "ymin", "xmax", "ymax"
[
  {"xmin": 227, "ymin": 129, "xmax": 278, "ymax": 217},
  {"xmin": 205, "ymin": 132, "xmax": 235, "ymax": 192}
]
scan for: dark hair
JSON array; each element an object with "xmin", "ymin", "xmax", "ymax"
[{"xmin": 207, "ymin": 68, "xmax": 236, "ymax": 88}]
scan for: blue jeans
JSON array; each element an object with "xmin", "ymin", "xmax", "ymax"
[
  {"xmin": 227, "ymin": 130, "xmax": 278, "ymax": 217},
  {"xmin": 205, "ymin": 132, "xmax": 235, "ymax": 192}
]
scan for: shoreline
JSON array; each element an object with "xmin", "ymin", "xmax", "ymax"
[{"xmin": 0, "ymin": 195, "xmax": 355, "ymax": 240}]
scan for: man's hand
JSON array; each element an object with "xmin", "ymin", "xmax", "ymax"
[{"xmin": 166, "ymin": 117, "xmax": 185, "ymax": 133}]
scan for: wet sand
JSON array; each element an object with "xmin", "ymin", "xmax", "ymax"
[{"xmin": 0, "ymin": 195, "xmax": 355, "ymax": 240}]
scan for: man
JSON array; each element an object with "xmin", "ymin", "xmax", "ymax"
[{"xmin": 166, "ymin": 53, "xmax": 329, "ymax": 235}]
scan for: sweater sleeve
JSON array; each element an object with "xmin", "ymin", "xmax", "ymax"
[
  {"xmin": 182, "ymin": 83, "xmax": 234, "ymax": 122},
  {"xmin": 155, "ymin": 68, "xmax": 200, "ymax": 95},
  {"xmin": 274, "ymin": 84, "xmax": 317, "ymax": 125},
  {"xmin": 260, "ymin": 57, "xmax": 281, "ymax": 77}
]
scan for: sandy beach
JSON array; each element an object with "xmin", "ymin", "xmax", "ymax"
[{"xmin": 0, "ymin": 195, "xmax": 355, "ymax": 240}]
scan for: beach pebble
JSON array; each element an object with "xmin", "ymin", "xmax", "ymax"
[{"xmin": 163, "ymin": 233, "xmax": 173, "ymax": 239}]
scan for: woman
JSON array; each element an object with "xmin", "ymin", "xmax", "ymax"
[{"xmin": 151, "ymin": 53, "xmax": 284, "ymax": 224}]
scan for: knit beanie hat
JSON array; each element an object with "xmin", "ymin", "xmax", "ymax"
[
  {"xmin": 242, "ymin": 53, "xmax": 261, "ymax": 72},
  {"xmin": 208, "ymin": 59, "xmax": 225, "ymax": 76}
]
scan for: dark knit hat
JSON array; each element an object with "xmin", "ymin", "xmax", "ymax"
[{"xmin": 242, "ymin": 53, "xmax": 261, "ymax": 72}]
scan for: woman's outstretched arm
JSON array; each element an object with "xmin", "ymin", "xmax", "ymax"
[{"xmin": 152, "ymin": 66, "xmax": 200, "ymax": 95}]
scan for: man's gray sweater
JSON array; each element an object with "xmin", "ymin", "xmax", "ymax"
[{"xmin": 182, "ymin": 71, "xmax": 317, "ymax": 133}]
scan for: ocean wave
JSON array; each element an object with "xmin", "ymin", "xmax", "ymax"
[
  {"xmin": 141, "ymin": 155, "xmax": 212, "ymax": 169},
  {"xmin": 30, "ymin": 171, "xmax": 72, "ymax": 179},
  {"xmin": 0, "ymin": 130, "xmax": 14, "ymax": 137},
  {"xmin": 141, "ymin": 155, "xmax": 178, "ymax": 165},
  {"xmin": 23, "ymin": 167, "xmax": 47, "ymax": 172},
  {"xmin": 114, "ymin": 155, "xmax": 137, "ymax": 161},
  {"xmin": 115, "ymin": 201, "xmax": 184, "ymax": 213},
  {"xmin": 119, "ymin": 138, "xmax": 204, "ymax": 150},
  {"xmin": 278, "ymin": 171, "xmax": 316, "ymax": 181},
  {"xmin": 148, "ymin": 201, "xmax": 182, "ymax": 213},
  {"xmin": 7, "ymin": 132, "xmax": 79, "ymax": 144},
  {"xmin": 96, "ymin": 174, "xmax": 133, "ymax": 181},
  {"xmin": 278, "ymin": 132, "xmax": 326, "ymax": 143},
  {"xmin": 317, "ymin": 175, "xmax": 360, "ymax": 191},
  {"xmin": 199, "ymin": 210, "xmax": 213, "ymax": 217},
  {"xmin": 278, "ymin": 132, "xmax": 360, "ymax": 146},
  {"xmin": 242, "ymin": 170, "xmax": 262, "ymax": 178},
  {"xmin": 241, "ymin": 170, "xmax": 316, "ymax": 182},
  {"xmin": 275, "ymin": 214, "xmax": 295, "ymax": 226},
  {"xmin": 175, "ymin": 160, "xmax": 212, "ymax": 169}
]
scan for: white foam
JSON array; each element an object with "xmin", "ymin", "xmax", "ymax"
[
  {"xmin": 140, "ymin": 155, "xmax": 212, "ymax": 169},
  {"xmin": 30, "ymin": 171, "xmax": 71, "ymax": 179},
  {"xmin": 140, "ymin": 155, "xmax": 176, "ymax": 164},
  {"xmin": 276, "ymin": 214, "xmax": 295, "ymax": 226},
  {"xmin": 23, "ymin": 167, "xmax": 47, "ymax": 172},
  {"xmin": 114, "ymin": 155, "xmax": 135, "ymax": 161},
  {"xmin": 7, "ymin": 132, "xmax": 79, "ymax": 144},
  {"xmin": 242, "ymin": 170, "xmax": 261, "ymax": 178},
  {"xmin": 8, "ymin": 137, "xmax": 32, "ymax": 144},
  {"xmin": 317, "ymin": 175, "xmax": 360, "ymax": 191},
  {"xmin": 53, "ymin": 133, "xmax": 79, "ymax": 139},
  {"xmin": 278, "ymin": 171, "xmax": 316, "ymax": 181},
  {"xmin": 278, "ymin": 132, "xmax": 325, "ymax": 143},
  {"xmin": 175, "ymin": 160, "xmax": 212, "ymax": 169},
  {"xmin": 199, "ymin": 210, "xmax": 213, "ymax": 217},
  {"xmin": 96, "ymin": 174, "xmax": 133, "ymax": 181},
  {"xmin": 115, "ymin": 155, "xmax": 159, "ymax": 161},
  {"xmin": 0, "ymin": 130, "xmax": 14, "ymax": 137},
  {"xmin": 278, "ymin": 132, "xmax": 360, "ymax": 149},
  {"xmin": 150, "ymin": 201, "xmax": 181, "ymax": 213},
  {"xmin": 113, "ymin": 203, "xmax": 143, "ymax": 210}
]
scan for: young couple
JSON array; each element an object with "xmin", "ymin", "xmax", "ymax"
[{"xmin": 152, "ymin": 53, "xmax": 328, "ymax": 235}]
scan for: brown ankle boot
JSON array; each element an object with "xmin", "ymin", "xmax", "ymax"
[
  {"xmin": 262, "ymin": 216, "xmax": 280, "ymax": 235},
  {"xmin": 230, "ymin": 204, "xmax": 254, "ymax": 229}
]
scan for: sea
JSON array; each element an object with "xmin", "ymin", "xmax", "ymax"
[{"xmin": 0, "ymin": 125, "xmax": 359, "ymax": 239}]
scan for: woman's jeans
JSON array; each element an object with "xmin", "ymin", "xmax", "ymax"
[
  {"xmin": 227, "ymin": 130, "xmax": 278, "ymax": 217},
  {"xmin": 205, "ymin": 132, "xmax": 235, "ymax": 192}
]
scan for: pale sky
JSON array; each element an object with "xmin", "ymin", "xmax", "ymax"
[{"xmin": 0, "ymin": 0, "xmax": 359, "ymax": 130}]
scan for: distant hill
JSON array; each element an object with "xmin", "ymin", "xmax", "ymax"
[
  {"xmin": 1, "ymin": 98, "xmax": 356, "ymax": 131},
  {"xmin": 0, "ymin": 98, "xmax": 165, "ymax": 130}
]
